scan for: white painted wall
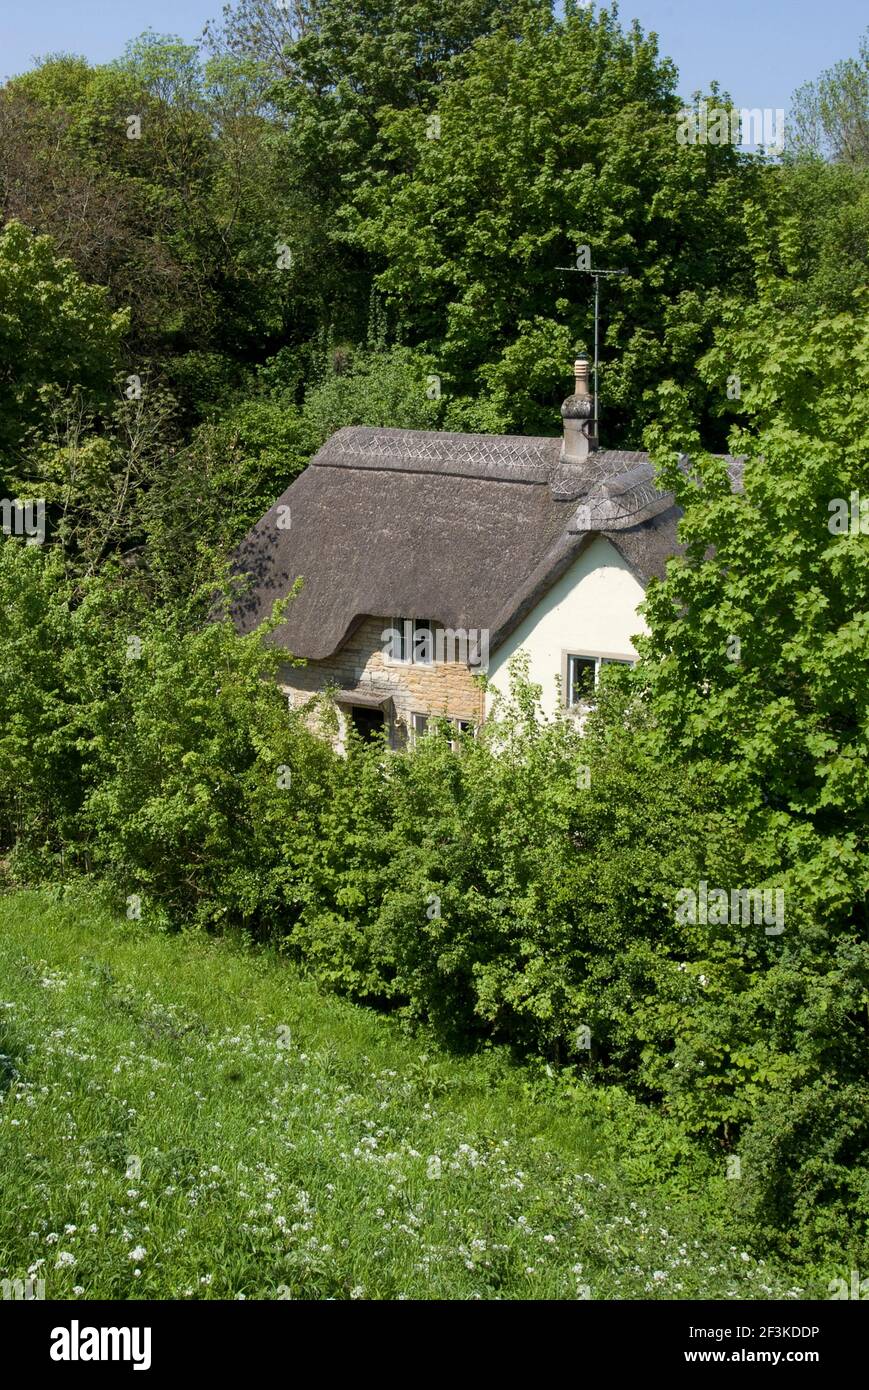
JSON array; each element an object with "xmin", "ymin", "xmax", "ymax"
[{"xmin": 485, "ymin": 535, "xmax": 647, "ymax": 719}]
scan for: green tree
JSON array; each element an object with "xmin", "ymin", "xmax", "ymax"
[
  {"xmin": 634, "ymin": 278, "xmax": 869, "ymax": 1255},
  {"xmin": 0, "ymin": 221, "xmax": 126, "ymax": 485},
  {"xmin": 790, "ymin": 28, "xmax": 869, "ymax": 165},
  {"xmin": 346, "ymin": 5, "xmax": 762, "ymax": 440},
  {"xmin": 1, "ymin": 40, "xmax": 302, "ymax": 398},
  {"xmin": 211, "ymin": 0, "xmax": 539, "ymax": 342}
]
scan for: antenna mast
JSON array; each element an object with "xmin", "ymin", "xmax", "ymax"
[{"xmin": 555, "ymin": 257, "xmax": 629, "ymax": 435}]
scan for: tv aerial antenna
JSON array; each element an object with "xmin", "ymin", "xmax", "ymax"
[{"xmin": 555, "ymin": 253, "xmax": 629, "ymax": 437}]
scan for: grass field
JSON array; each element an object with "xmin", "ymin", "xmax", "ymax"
[{"xmin": 0, "ymin": 890, "xmax": 810, "ymax": 1300}]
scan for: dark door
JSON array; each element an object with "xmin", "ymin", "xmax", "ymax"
[{"xmin": 349, "ymin": 704, "xmax": 385, "ymax": 742}]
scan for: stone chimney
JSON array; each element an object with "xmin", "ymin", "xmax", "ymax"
[{"xmin": 560, "ymin": 354, "xmax": 597, "ymax": 463}]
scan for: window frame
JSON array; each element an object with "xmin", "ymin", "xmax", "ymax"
[
  {"xmin": 450, "ymin": 717, "xmax": 475, "ymax": 752},
  {"xmin": 390, "ymin": 617, "xmax": 435, "ymax": 666},
  {"xmin": 562, "ymin": 649, "xmax": 636, "ymax": 708}
]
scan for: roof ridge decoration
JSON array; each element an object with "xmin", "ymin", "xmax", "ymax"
[{"xmin": 313, "ymin": 425, "xmax": 560, "ymax": 484}]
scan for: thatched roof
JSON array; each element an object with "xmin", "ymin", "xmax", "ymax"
[{"xmin": 229, "ymin": 426, "xmax": 740, "ymax": 660}]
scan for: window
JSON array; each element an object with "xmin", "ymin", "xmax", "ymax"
[
  {"xmin": 566, "ymin": 653, "xmax": 634, "ymax": 707},
  {"xmin": 412, "ymin": 619, "xmax": 433, "ymax": 665},
  {"xmin": 389, "ymin": 618, "xmax": 410, "ymax": 664},
  {"xmin": 566, "ymin": 655, "xmax": 597, "ymax": 706},
  {"xmin": 391, "ymin": 618, "xmax": 434, "ymax": 665},
  {"xmin": 411, "ymin": 713, "xmax": 474, "ymax": 748},
  {"xmin": 450, "ymin": 718, "xmax": 475, "ymax": 751}
]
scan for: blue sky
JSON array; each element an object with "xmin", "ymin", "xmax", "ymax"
[{"xmin": 1, "ymin": 0, "xmax": 865, "ymax": 117}]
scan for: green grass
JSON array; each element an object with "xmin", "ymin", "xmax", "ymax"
[{"xmin": 0, "ymin": 889, "xmax": 810, "ymax": 1301}]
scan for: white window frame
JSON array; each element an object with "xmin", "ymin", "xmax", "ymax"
[
  {"xmin": 563, "ymin": 650, "xmax": 635, "ymax": 708},
  {"xmin": 390, "ymin": 617, "xmax": 434, "ymax": 666},
  {"xmin": 450, "ymin": 717, "xmax": 475, "ymax": 752},
  {"xmin": 410, "ymin": 713, "xmax": 475, "ymax": 749}
]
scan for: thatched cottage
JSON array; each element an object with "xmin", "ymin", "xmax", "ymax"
[{"xmin": 230, "ymin": 357, "xmax": 716, "ymax": 747}]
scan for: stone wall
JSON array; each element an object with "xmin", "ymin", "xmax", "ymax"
[{"xmin": 278, "ymin": 616, "xmax": 485, "ymax": 749}]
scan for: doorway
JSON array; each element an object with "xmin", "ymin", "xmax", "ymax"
[{"xmin": 348, "ymin": 704, "xmax": 386, "ymax": 742}]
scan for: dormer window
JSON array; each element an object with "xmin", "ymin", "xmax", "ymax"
[{"xmin": 391, "ymin": 618, "xmax": 434, "ymax": 665}]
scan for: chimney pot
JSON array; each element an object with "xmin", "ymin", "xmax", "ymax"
[{"xmin": 561, "ymin": 354, "xmax": 597, "ymax": 463}]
